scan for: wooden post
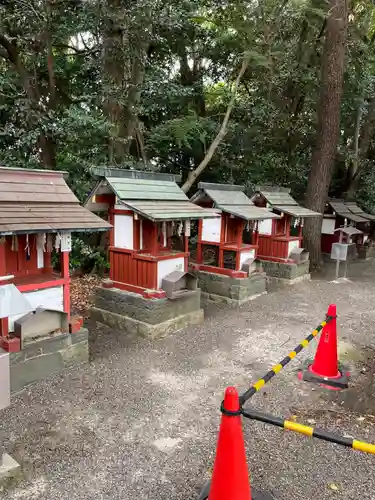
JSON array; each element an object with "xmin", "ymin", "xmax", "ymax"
[
  {"xmin": 253, "ymin": 221, "xmax": 259, "ymax": 248},
  {"xmin": 237, "ymin": 219, "xmax": 244, "ymax": 248},
  {"xmin": 0, "ymin": 318, "xmax": 9, "ymax": 338},
  {"xmin": 0, "ymin": 240, "xmax": 9, "ymax": 337},
  {"xmin": 298, "ymin": 220, "xmax": 303, "ymax": 239},
  {"xmin": 285, "ymin": 215, "xmax": 291, "ymax": 237},
  {"xmin": 184, "ymin": 233, "xmax": 189, "ymax": 272},
  {"xmin": 218, "ymin": 215, "xmax": 226, "ymax": 268},
  {"xmin": 235, "ymin": 219, "xmax": 244, "ymax": 271},
  {"xmin": 151, "ymin": 222, "xmax": 159, "ymax": 256},
  {"xmin": 44, "ymin": 248, "xmax": 53, "ymax": 274},
  {"xmin": 108, "ymin": 211, "xmax": 115, "ymax": 281},
  {"xmin": 197, "ymin": 243, "xmax": 203, "ymax": 264},
  {"xmin": 0, "ymin": 238, "xmax": 6, "ymax": 278},
  {"xmin": 133, "ymin": 216, "xmax": 139, "ymax": 252},
  {"xmin": 184, "ymin": 235, "xmax": 189, "ymax": 254},
  {"xmin": 167, "ymin": 222, "xmax": 172, "ymax": 251},
  {"xmin": 235, "ymin": 251, "xmax": 241, "ymax": 271},
  {"xmin": 61, "ymin": 251, "xmax": 70, "ymax": 320},
  {"xmin": 197, "ymin": 220, "xmax": 203, "ymax": 263}
]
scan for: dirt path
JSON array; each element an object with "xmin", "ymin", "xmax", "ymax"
[{"xmin": 2, "ymin": 261, "xmax": 375, "ymax": 500}]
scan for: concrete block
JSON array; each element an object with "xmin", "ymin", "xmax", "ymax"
[
  {"xmin": 71, "ymin": 328, "xmax": 89, "ymax": 344},
  {"xmin": 0, "ymin": 454, "xmax": 20, "ymax": 482},
  {"xmin": 60, "ymin": 341, "xmax": 89, "ymax": 368},
  {"xmin": 193, "ymin": 270, "xmax": 267, "ymax": 306},
  {"xmin": 24, "ymin": 347, "xmax": 43, "ymax": 360},
  {"xmin": 94, "ymin": 287, "xmax": 201, "ymax": 325},
  {"xmin": 10, "ymin": 352, "xmax": 64, "ymax": 392},
  {"xmin": 201, "ymin": 291, "xmax": 266, "ymax": 308},
  {"xmin": 90, "ymin": 307, "xmax": 204, "ymax": 339},
  {"xmin": 9, "ymin": 351, "xmax": 25, "ymax": 366},
  {"xmin": 9, "ymin": 332, "xmax": 89, "ymax": 393},
  {"xmin": 266, "ymin": 273, "xmax": 311, "ymax": 292},
  {"xmin": 259, "ymin": 259, "xmax": 310, "ymax": 281},
  {"xmin": 37, "ymin": 333, "xmax": 72, "ymax": 354}
]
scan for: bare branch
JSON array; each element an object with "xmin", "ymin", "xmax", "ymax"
[{"xmin": 180, "ymin": 56, "xmax": 249, "ymax": 193}]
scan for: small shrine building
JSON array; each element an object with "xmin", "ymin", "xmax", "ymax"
[
  {"xmin": 0, "ymin": 166, "xmax": 111, "ymax": 391},
  {"xmin": 191, "ymin": 182, "xmax": 280, "ymax": 275},
  {"xmin": 190, "ymin": 182, "xmax": 280, "ymax": 305},
  {"xmin": 322, "ymin": 199, "xmax": 373, "ymax": 258},
  {"xmin": 251, "ymin": 186, "xmax": 321, "ymax": 282},
  {"xmin": 85, "ymin": 167, "xmax": 218, "ymax": 336}
]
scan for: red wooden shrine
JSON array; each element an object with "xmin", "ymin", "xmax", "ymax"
[
  {"xmin": 85, "ymin": 168, "xmax": 218, "ymax": 298},
  {"xmin": 190, "ymin": 183, "xmax": 280, "ymax": 277},
  {"xmin": 251, "ymin": 186, "xmax": 321, "ymax": 263},
  {"xmin": 321, "ymin": 199, "xmax": 372, "ymax": 254},
  {"xmin": 0, "ymin": 167, "xmax": 111, "ymax": 352}
]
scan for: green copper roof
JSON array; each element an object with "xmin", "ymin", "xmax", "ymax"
[
  {"xmin": 106, "ymin": 177, "xmax": 187, "ymax": 202},
  {"xmin": 124, "ymin": 201, "xmax": 219, "ymax": 222}
]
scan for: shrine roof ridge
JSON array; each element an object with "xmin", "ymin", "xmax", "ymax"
[
  {"xmin": 91, "ymin": 166, "xmax": 181, "ymax": 183},
  {"xmin": 198, "ymin": 182, "xmax": 245, "ymax": 192}
]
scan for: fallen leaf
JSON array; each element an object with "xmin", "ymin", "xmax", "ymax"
[
  {"xmin": 357, "ymin": 416, "xmax": 365, "ymax": 422},
  {"xmin": 328, "ymin": 483, "xmax": 339, "ymax": 491},
  {"xmin": 70, "ymin": 275, "xmax": 103, "ymax": 317}
]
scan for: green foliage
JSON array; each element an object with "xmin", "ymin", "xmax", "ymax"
[
  {"xmin": 69, "ymin": 237, "xmax": 109, "ymax": 275},
  {"xmin": 1, "ymin": 0, "xmax": 375, "ymax": 213}
]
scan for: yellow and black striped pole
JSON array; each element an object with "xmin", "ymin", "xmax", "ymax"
[
  {"xmin": 242, "ymin": 408, "xmax": 375, "ymax": 455},
  {"xmin": 240, "ymin": 316, "xmax": 333, "ymax": 405}
]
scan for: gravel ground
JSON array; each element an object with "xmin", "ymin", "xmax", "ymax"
[{"xmin": 2, "ymin": 259, "xmax": 375, "ymax": 500}]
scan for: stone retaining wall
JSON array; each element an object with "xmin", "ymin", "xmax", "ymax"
[
  {"xmin": 193, "ymin": 270, "xmax": 267, "ymax": 307},
  {"xmin": 259, "ymin": 259, "xmax": 310, "ymax": 280},
  {"xmin": 10, "ymin": 329, "xmax": 88, "ymax": 393},
  {"xmin": 91, "ymin": 287, "xmax": 204, "ymax": 338}
]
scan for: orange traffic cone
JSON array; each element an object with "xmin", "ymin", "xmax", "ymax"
[
  {"xmin": 208, "ymin": 387, "xmax": 251, "ymax": 500},
  {"xmin": 299, "ymin": 304, "xmax": 349, "ymax": 390},
  {"xmin": 203, "ymin": 387, "xmax": 274, "ymax": 500}
]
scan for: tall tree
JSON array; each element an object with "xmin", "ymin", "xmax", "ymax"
[
  {"xmin": 101, "ymin": 0, "xmax": 152, "ymax": 164},
  {"xmin": 304, "ymin": 0, "xmax": 349, "ymax": 269}
]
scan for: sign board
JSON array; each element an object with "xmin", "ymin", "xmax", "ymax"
[{"xmin": 331, "ymin": 243, "xmax": 356, "ymax": 262}]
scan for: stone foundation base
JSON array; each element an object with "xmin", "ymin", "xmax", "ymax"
[
  {"xmin": 358, "ymin": 245, "xmax": 375, "ymax": 259},
  {"xmin": 266, "ymin": 272, "xmax": 311, "ymax": 292},
  {"xmin": 192, "ymin": 270, "xmax": 267, "ymax": 307},
  {"xmin": 10, "ymin": 328, "xmax": 88, "ymax": 393},
  {"xmin": 258, "ymin": 259, "xmax": 310, "ymax": 291},
  {"xmin": 91, "ymin": 287, "xmax": 204, "ymax": 338}
]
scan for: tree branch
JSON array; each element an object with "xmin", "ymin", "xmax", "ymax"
[
  {"xmin": 53, "ymin": 44, "xmax": 100, "ymax": 56},
  {"xmin": 0, "ymin": 48, "xmax": 9, "ymax": 60},
  {"xmin": 0, "ymin": 33, "xmax": 18, "ymax": 64},
  {"xmin": 180, "ymin": 57, "xmax": 249, "ymax": 193}
]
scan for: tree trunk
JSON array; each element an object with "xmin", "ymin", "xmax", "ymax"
[
  {"xmin": 303, "ymin": 0, "xmax": 348, "ymax": 270},
  {"xmin": 102, "ymin": 1, "xmax": 149, "ymax": 164},
  {"xmin": 102, "ymin": 0, "xmax": 128, "ymax": 164},
  {"xmin": 346, "ymin": 90, "xmax": 375, "ymax": 197},
  {"xmin": 0, "ymin": 33, "xmax": 56, "ymax": 168}
]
